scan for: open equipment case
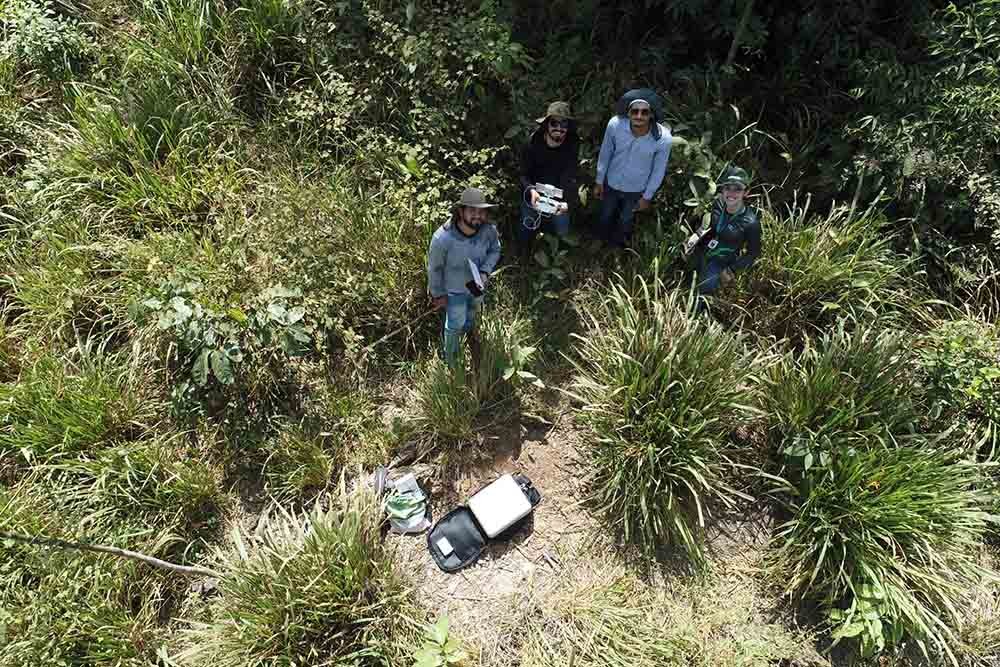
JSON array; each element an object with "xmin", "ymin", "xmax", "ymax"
[{"xmin": 427, "ymin": 473, "xmax": 541, "ymax": 572}]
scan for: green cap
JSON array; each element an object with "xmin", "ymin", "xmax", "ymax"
[{"xmin": 720, "ymin": 166, "xmax": 750, "ymax": 188}]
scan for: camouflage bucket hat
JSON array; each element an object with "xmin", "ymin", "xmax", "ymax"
[{"xmin": 535, "ymin": 101, "xmax": 573, "ymax": 124}]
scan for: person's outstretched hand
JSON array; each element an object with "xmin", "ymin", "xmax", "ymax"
[
  {"xmin": 431, "ymin": 296, "xmax": 447, "ymax": 310},
  {"xmin": 635, "ymin": 197, "xmax": 651, "ymax": 212},
  {"xmin": 593, "ymin": 183, "xmax": 604, "ymax": 200}
]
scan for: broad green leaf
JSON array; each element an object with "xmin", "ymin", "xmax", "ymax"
[
  {"xmin": 267, "ymin": 302, "xmax": 287, "ymax": 322},
  {"xmin": 228, "ymin": 308, "xmax": 248, "ymax": 324},
  {"xmin": 193, "ymin": 348, "xmax": 210, "ymax": 386},
  {"xmin": 431, "ymin": 617, "xmax": 449, "ymax": 644},
  {"xmin": 831, "ymin": 622, "xmax": 865, "ymax": 639},
  {"xmin": 412, "ymin": 648, "xmax": 442, "ymax": 667},
  {"xmin": 169, "ymin": 296, "xmax": 193, "ymax": 320},
  {"xmin": 210, "ymin": 350, "xmax": 234, "ymax": 385}
]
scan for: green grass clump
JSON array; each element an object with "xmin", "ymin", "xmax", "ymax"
[
  {"xmin": 51, "ymin": 437, "xmax": 222, "ymax": 532},
  {"xmin": 259, "ymin": 426, "xmax": 335, "ymax": 500},
  {"xmin": 0, "ymin": 482, "xmax": 196, "ymax": 667},
  {"xmin": 408, "ymin": 308, "xmax": 538, "ymax": 451},
  {"xmin": 411, "ymin": 357, "xmax": 479, "ymax": 447},
  {"xmin": 178, "ymin": 483, "xmax": 415, "ymax": 666},
  {"xmin": 763, "ymin": 323, "xmax": 997, "ymax": 660},
  {"xmin": 5, "ymin": 231, "xmax": 127, "ymax": 345},
  {"xmin": 770, "ymin": 446, "xmax": 995, "ymax": 663},
  {"xmin": 0, "ymin": 352, "xmax": 161, "ymax": 465},
  {"xmin": 569, "ymin": 275, "xmax": 761, "ymax": 563},
  {"xmin": 735, "ymin": 203, "xmax": 926, "ymax": 340}
]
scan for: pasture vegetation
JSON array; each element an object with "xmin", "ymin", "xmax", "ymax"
[{"xmin": 1, "ymin": 0, "xmax": 999, "ymax": 666}]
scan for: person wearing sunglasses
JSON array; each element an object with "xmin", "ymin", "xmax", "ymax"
[
  {"xmin": 517, "ymin": 101, "xmax": 580, "ymax": 251},
  {"xmin": 594, "ymin": 88, "xmax": 672, "ymax": 249},
  {"xmin": 695, "ymin": 166, "xmax": 762, "ymax": 308}
]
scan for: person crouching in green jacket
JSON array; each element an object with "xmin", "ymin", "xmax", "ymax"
[
  {"xmin": 427, "ymin": 187, "xmax": 501, "ymax": 367},
  {"xmin": 696, "ymin": 166, "xmax": 762, "ymax": 310}
]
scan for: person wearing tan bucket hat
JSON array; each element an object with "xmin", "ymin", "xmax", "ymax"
[
  {"xmin": 426, "ymin": 187, "xmax": 501, "ymax": 367},
  {"xmin": 517, "ymin": 101, "xmax": 580, "ymax": 252}
]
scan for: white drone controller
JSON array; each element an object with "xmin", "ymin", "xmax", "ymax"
[{"xmin": 524, "ymin": 183, "xmax": 567, "ymax": 230}]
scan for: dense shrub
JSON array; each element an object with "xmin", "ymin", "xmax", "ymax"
[
  {"xmin": 0, "ymin": 0, "xmax": 92, "ymax": 77},
  {"xmin": 917, "ymin": 317, "xmax": 1000, "ymax": 453},
  {"xmin": 569, "ymin": 276, "xmax": 760, "ymax": 563}
]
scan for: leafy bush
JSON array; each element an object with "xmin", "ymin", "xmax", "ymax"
[
  {"xmin": 179, "ymin": 484, "xmax": 415, "ymax": 666},
  {"xmin": 769, "ymin": 446, "xmax": 995, "ymax": 663},
  {"xmin": 139, "ymin": 277, "xmax": 312, "ymax": 417},
  {"xmin": 732, "ymin": 203, "xmax": 925, "ymax": 340},
  {"xmin": 236, "ymin": 169, "xmax": 430, "ymax": 360},
  {"xmin": 917, "ymin": 317, "xmax": 1000, "ymax": 453},
  {"xmin": 0, "ymin": 0, "xmax": 91, "ymax": 77},
  {"xmin": 569, "ymin": 276, "xmax": 760, "ymax": 563},
  {"xmin": 412, "ymin": 616, "xmax": 469, "ymax": 667}
]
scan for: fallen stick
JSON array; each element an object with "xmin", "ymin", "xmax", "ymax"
[{"xmin": 0, "ymin": 531, "xmax": 222, "ymax": 579}]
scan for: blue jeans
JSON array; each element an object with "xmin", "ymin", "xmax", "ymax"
[
  {"xmin": 517, "ymin": 200, "xmax": 570, "ymax": 245},
  {"xmin": 697, "ymin": 257, "xmax": 733, "ymax": 295},
  {"xmin": 597, "ymin": 187, "xmax": 642, "ymax": 247},
  {"xmin": 442, "ymin": 293, "xmax": 482, "ymax": 365}
]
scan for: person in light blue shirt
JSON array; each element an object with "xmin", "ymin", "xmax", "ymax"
[
  {"xmin": 427, "ymin": 187, "xmax": 501, "ymax": 368},
  {"xmin": 593, "ymin": 89, "xmax": 672, "ymax": 248}
]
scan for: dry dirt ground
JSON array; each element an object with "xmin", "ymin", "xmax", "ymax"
[{"xmin": 386, "ymin": 412, "xmax": 828, "ymax": 666}]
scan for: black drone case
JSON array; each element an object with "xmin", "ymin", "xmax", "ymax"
[{"xmin": 427, "ymin": 473, "xmax": 541, "ymax": 573}]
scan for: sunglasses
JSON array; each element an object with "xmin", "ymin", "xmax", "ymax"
[
  {"xmin": 548, "ymin": 119, "xmax": 569, "ymax": 130},
  {"xmin": 628, "ymin": 108, "xmax": 651, "ymax": 117}
]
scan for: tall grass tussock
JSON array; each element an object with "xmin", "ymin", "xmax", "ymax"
[
  {"xmin": 734, "ymin": 202, "xmax": 928, "ymax": 339},
  {"xmin": 178, "ymin": 483, "xmax": 415, "ymax": 666},
  {"xmin": 764, "ymin": 325, "xmax": 997, "ymax": 661},
  {"xmin": 570, "ymin": 275, "xmax": 762, "ymax": 563}
]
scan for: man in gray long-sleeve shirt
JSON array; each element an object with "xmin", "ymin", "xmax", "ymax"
[
  {"xmin": 427, "ymin": 187, "xmax": 501, "ymax": 367},
  {"xmin": 594, "ymin": 89, "xmax": 672, "ymax": 248}
]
